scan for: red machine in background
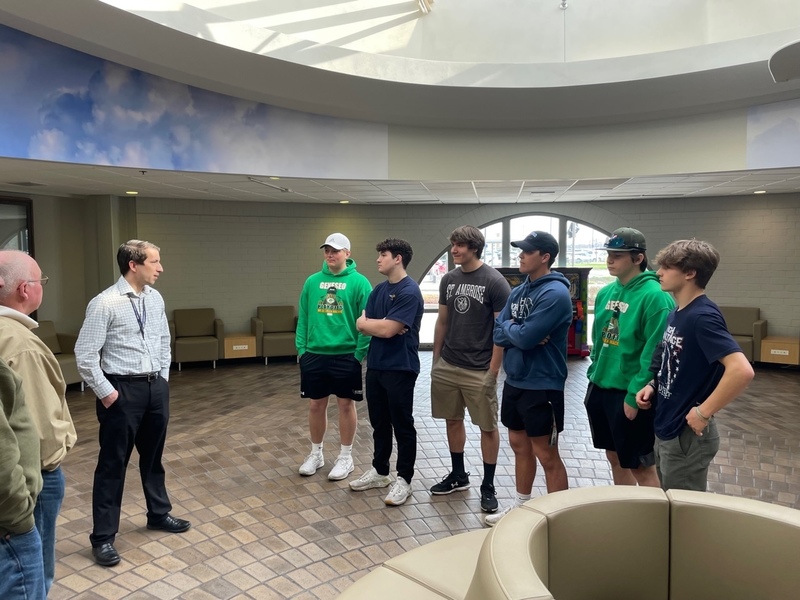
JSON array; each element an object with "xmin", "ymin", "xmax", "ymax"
[{"xmin": 497, "ymin": 267, "xmax": 591, "ymax": 357}]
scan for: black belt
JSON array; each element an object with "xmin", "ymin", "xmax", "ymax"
[{"xmin": 106, "ymin": 372, "xmax": 160, "ymax": 383}]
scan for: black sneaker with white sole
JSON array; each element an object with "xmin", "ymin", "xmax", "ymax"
[
  {"xmin": 430, "ymin": 471, "xmax": 470, "ymax": 495},
  {"xmin": 480, "ymin": 483, "xmax": 498, "ymax": 513}
]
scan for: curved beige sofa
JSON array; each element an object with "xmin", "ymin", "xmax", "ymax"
[{"xmin": 339, "ymin": 486, "xmax": 800, "ymax": 600}]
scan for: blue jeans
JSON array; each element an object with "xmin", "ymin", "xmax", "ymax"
[
  {"xmin": 35, "ymin": 467, "xmax": 65, "ymax": 594},
  {"xmin": 0, "ymin": 526, "xmax": 46, "ymax": 600}
]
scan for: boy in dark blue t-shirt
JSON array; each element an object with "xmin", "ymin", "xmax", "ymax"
[
  {"xmin": 636, "ymin": 239, "xmax": 754, "ymax": 492},
  {"xmin": 349, "ymin": 239, "xmax": 424, "ymax": 506}
]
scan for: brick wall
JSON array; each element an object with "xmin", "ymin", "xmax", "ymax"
[{"xmin": 137, "ymin": 194, "xmax": 799, "ymax": 336}]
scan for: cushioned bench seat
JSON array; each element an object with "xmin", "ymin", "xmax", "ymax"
[
  {"xmin": 339, "ymin": 529, "xmax": 489, "ymax": 599},
  {"xmin": 338, "ymin": 486, "xmax": 800, "ymax": 600}
]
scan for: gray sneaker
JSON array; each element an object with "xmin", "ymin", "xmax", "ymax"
[{"xmin": 349, "ymin": 467, "xmax": 392, "ymax": 491}]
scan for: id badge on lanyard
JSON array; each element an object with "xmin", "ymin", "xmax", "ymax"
[{"xmin": 129, "ymin": 295, "xmax": 152, "ymax": 372}]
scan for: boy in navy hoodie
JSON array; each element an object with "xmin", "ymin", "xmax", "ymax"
[{"xmin": 488, "ymin": 231, "xmax": 573, "ymax": 526}]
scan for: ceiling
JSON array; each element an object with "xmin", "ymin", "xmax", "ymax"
[
  {"xmin": 4, "ymin": 2, "xmax": 800, "ymax": 130},
  {"xmin": 2, "ymin": 158, "xmax": 800, "ymax": 204}
]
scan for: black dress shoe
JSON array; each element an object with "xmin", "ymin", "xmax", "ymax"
[
  {"xmin": 92, "ymin": 542, "xmax": 120, "ymax": 567},
  {"xmin": 146, "ymin": 514, "xmax": 191, "ymax": 533}
]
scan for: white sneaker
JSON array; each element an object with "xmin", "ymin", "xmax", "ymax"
[
  {"xmin": 299, "ymin": 452, "xmax": 324, "ymax": 476},
  {"xmin": 328, "ymin": 455, "xmax": 355, "ymax": 481},
  {"xmin": 484, "ymin": 503, "xmax": 515, "ymax": 527},
  {"xmin": 349, "ymin": 467, "xmax": 392, "ymax": 491},
  {"xmin": 384, "ymin": 478, "xmax": 411, "ymax": 506}
]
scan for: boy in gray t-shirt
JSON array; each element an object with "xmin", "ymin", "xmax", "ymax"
[{"xmin": 430, "ymin": 226, "xmax": 511, "ymax": 514}]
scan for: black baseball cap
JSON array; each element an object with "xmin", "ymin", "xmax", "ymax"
[{"xmin": 510, "ymin": 231, "xmax": 559, "ymax": 258}]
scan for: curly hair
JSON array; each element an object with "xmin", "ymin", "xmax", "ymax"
[{"xmin": 375, "ymin": 238, "xmax": 413, "ymax": 268}]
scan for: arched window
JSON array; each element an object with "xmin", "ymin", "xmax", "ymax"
[{"xmin": 418, "ymin": 215, "xmax": 610, "ymax": 346}]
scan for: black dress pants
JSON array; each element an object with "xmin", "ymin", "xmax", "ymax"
[
  {"xmin": 90, "ymin": 376, "xmax": 172, "ymax": 546},
  {"xmin": 365, "ymin": 369, "xmax": 418, "ymax": 483}
]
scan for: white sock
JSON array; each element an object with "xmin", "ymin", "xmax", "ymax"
[
  {"xmin": 339, "ymin": 444, "xmax": 352, "ymax": 457},
  {"xmin": 515, "ymin": 492, "xmax": 531, "ymax": 506},
  {"xmin": 312, "ymin": 442, "xmax": 323, "ymax": 455}
]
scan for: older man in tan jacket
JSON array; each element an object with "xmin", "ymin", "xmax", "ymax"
[{"xmin": 0, "ymin": 251, "xmax": 76, "ymax": 593}]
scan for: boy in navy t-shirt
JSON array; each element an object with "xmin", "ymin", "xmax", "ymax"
[
  {"xmin": 349, "ymin": 239, "xmax": 424, "ymax": 506},
  {"xmin": 636, "ymin": 239, "xmax": 754, "ymax": 492}
]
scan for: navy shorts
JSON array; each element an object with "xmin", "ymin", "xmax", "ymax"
[
  {"xmin": 501, "ymin": 383, "xmax": 564, "ymax": 438},
  {"xmin": 299, "ymin": 352, "xmax": 363, "ymax": 401},
  {"xmin": 584, "ymin": 384, "xmax": 655, "ymax": 469}
]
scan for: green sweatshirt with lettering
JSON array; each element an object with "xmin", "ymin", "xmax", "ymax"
[
  {"xmin": 296, "ymin": 258, "xmax": 372, "ymax": 361},
  {"xmin": 588, "ymin": 271, "xmax": 674, "ymax": 407}
]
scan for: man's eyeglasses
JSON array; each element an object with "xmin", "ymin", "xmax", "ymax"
[{"xmin": 27, "ymin": 276, "xmax": 49, "ymax": 286}]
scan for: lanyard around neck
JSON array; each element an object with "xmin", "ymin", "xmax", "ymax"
[{"xmin": 128, "ymin": 294, "xmax": 147, "ymax": 338}]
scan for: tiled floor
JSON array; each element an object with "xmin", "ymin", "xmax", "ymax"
[{"xmin": 51, "ymin": 353, "xmax": 800, "ymax": 599}]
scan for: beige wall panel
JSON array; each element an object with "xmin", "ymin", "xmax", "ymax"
[
  {"xmin": 30, "ymin": 196, "xmax": 89, "ymax": 333},
  {"xmin": 388, "ymin": 110, "xmax": 747, "ymax": 181}
]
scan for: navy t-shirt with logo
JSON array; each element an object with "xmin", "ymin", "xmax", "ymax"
[
  {"xmin": 653, "ymin": 295, "xmax": 742, "ymax": 440},
  {"xmin": 365, "ymin": 277, "xmax": 424, "ymax": 374}
]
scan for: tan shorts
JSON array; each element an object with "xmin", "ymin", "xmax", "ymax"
[{"xmin": 430, "ymin": 357, "xmax": 499, "ymax": 431}]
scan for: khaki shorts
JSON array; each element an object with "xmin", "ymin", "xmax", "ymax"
[{"xmin": 430, "ymin": 357, "xmax": 498, "ymax": 431}]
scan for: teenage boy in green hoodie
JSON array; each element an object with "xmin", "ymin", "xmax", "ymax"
[
  {"xmin": 585, "ymin": 228, "xmax": 674, "ymax": 487},
  {"xmin": 296, "ymin": 233, "xmax": 372, "ymax": 481}
]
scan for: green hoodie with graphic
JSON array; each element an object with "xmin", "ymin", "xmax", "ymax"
[
  {"xmin": 296, "ymin": 258, "xmax": 372, "ymax": 361},
  {"xmin": 588, "ymin": 271, "xmax": 674, "ymax": 407}
]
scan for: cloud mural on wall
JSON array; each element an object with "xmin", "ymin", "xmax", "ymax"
[
  {"xmin": 0, "ymin": 24, "xmax": 388, "ymax": 179},
  {"xmin": 747, "ymin": 98, "xmax": 800, "ymax": 170}
]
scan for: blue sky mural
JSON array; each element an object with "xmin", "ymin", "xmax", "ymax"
[{"xmin": 0, "ymin": 24, "xmax": 388, "ymax": 179}]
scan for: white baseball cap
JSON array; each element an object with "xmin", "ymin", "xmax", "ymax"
[{"xmin": 320, "ymin": 233, "xmax": 351, "ymax": 250}]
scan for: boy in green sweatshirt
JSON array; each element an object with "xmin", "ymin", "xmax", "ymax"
[
  {"xmin": 296, "ymin": 233, "xmax": 372, "ymax": 481},
  {"xmin": 585, "ymin": 228, "xmax": 674, "ymax": 487}
]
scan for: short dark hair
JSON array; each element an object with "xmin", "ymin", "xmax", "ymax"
[
  {"xmin": 449, "ymin": 226, "xmax": 485, "ymax": 259},
  {"xmin": 654, "ymin": 239, "xmax": 720, "ymax": 289},
  {"xmin": 376, "ymin": 238, "xmax": 413, "ymax": 269},
  {"xmin": 117, "ymin": 240, "xmax": 160, "ymax": 276},
  {"xmin": 631, "ymin": 251, "xmax": 648, "ymax": 272}
]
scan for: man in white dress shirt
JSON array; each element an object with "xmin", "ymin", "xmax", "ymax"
[{"xmin": 76, "ymin": 240, "xmax": 190, "ymax": 567}]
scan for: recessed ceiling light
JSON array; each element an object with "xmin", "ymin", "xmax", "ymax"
[
  {"xmin": 269, "ymin": 176, "xmax": 280, "ymax": 180},
  {"xmin": 125, "ymin": 191, "xmax": 139, "ymax": 195},
  {"xmin": 339, "ymin": 200, "xmax": 350, "ymax": 204},
  {"xmin": 753, "ymin": 190, "xmax": 767, "ymax": 194}
]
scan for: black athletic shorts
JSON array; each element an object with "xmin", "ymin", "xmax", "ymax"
[
  {"xmin": 501, "ymin": 382, "xmax": 564, "ymax": 438},
  {"xmin": 584, "ymin": 383, "xmax": 655, "ymax": 469},
  {"xmin": 299, "ymin": 352, "xmax": 363, "ymax": 401}
]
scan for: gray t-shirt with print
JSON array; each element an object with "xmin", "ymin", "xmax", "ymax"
[{"xmin": 439, "ymin": 264, "xmax": 511, "ymax": 370}]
